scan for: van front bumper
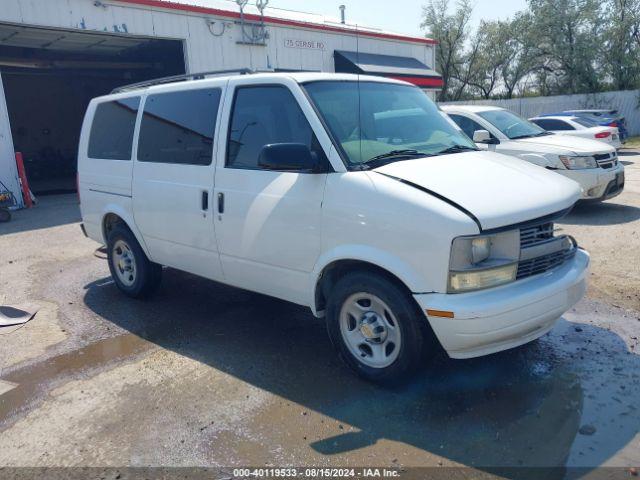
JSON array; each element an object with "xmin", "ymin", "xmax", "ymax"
[{"xmin": 414, "ymin": 249, "xmax": 589, "ymax": 359}]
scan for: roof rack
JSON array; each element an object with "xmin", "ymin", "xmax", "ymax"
[{"xmin": 111, "ymin": 68, "xmax": 256, "ymax": 94}]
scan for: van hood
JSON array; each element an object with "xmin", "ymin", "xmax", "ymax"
[
  {"xmin": 374, "ymin": 151, "xmax": 580, "ymax": 231},
  {"xmin": 515, "ymin": 133, "xmax": 614, "ymax": 154}
]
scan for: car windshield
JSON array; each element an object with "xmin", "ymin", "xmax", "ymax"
[
  {"xmin": 477, "ymin": 109, "xmax": 547, "ymax": 139},
  {"xmin": 302, "ymin": 81, "xmax": 477, "ymax": 168}
]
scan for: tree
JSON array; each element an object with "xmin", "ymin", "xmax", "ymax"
[
  {"xmin": 420, "ymin": 0, "xmax": 474, "ymax": 100},
  {"xmin": 602, "ymin": 0, "xmax": 640, "ymax": 90},
  {"xmin": 466, "ymin": 21, "xmax": 511, "ymax": 99},
  {"xmin": 499, "ymin": 13, "xmax": 538, "ymax": 98},
  {"xmin": 527, "ymin": 0, "xmax": 602, "ymax": 94},
  {"xmin": 450, "ymin": 26, "xmax": 487, "ymax": 99},
  {"xmin": 419, "ymin": 0, "xmax": 640, "ymax": 99}
]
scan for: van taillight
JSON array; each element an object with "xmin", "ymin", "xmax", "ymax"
[{"xmin": 76, "ymin": 172, "xmax": 80, "ymax": 204}]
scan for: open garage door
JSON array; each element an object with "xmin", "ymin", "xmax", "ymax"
[{"xmin": 0, "ymin": 23, "xmax": 186, "ymax": 194}]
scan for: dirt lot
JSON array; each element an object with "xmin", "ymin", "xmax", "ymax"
[
  {"xmin": 0, "ymin": 151, "xmax": 639, "ymax": 476},
  {"xmin": 558, "ymin": 150, "xmax": 640, "ymax": 312}
]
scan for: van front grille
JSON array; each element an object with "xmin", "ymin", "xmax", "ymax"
[
  {"xmin": 520, "ymin": 222, "xmax": 554, "ymax": 248},
  {"xmin": 517, "ymin": 248, "xmax": 576, "ymax": 280},
  {"xmin": 517, "ymin": 216, "xmax": 576, "ymax": 280}
]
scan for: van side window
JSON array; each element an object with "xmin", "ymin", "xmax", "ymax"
[
  {"xmin": 88, "ymin": 97, "xmax": 140, "ymax": 160},
  {"xmin": 448, "ymin": 113, "xmax": 492, "ymax": 140},
  {"xmin": 226, "ymin": 85, "xmax": 325, "ymax": 170},
  {"xmin": 138, "ymin": 88, "xmax": 221, "ymax": 166}
]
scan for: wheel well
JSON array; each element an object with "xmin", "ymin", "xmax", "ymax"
[
  {"xmin": 102, "ymin": 213, "xmax": 127, "ymax": 242},
  {"xmin": 315, "ymin": 260, "xmax": 413, "ymax": 313}
]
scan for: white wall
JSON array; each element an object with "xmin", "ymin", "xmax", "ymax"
[
  {"xmin": 442, "ymin": 89, "xmax": 640, "ymax": 136},
  {"xmin": 0, "ymin": 0, "xmax": 435, "ymax": 74},
  {"xmin": 0, "ymin": 73, "xmax": 22, "ymax": 208}
]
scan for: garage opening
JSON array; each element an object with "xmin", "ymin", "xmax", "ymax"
[{"xmin": 0, "ymin": 23, "xmax": 186, "ymax": 194}]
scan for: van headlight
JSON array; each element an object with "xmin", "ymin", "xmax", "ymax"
[
  {"xmin": 448, "ymin": 230, "xmax": 520, "ymax": 293},
  {"xmin": 559, "ymin": 155, "xmax": 598, "ymax": 169}
]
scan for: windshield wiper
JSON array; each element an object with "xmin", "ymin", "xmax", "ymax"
[
  {"xmin": 512, "ymin": 131, "xmax": 554, "ymax": 139},
  {"xmin": 435, "ymin": 145, "xmax": 478, "ymax": 155},
  {"xmin": 509, "ymin": 133, "xmax": 536, "ymax": 139},
  {"xmin": 357, "ymin": 149, "xmax": 430, "ymax": 169},
  {"xmin": 367, "ymin": 149, "xmax": 424, "ymax": 162}
]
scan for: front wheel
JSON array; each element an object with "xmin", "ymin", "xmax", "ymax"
[
  {"xmin": 326, "ymin": 272, "xmax": 429, "ymax": 383},
  {"xmin": 107, "ymin": 224, "xmax": 162, "ymax": 298}
]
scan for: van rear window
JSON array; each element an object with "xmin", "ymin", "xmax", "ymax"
[
  {"xmin": 88, "ymin": 97, "xmax": 140, "ymax": 160},
  {"xmin": 137, "ymin": 88, "xmax": 221, "ymax": 166}
]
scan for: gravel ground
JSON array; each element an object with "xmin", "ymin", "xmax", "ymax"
[
  {"xmin": 558, "ymin": 149, "xmax": 640, "ymax": 312},
  {"xmin": 0, "ymin": 151, "xmax": 639, "ymax": 476}
]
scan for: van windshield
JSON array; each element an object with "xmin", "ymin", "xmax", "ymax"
[
  {"xmin": 477, "ymin": 109, "xmax": 548, "ymax": 139},
  {"xmin": 303, "ymin": 81, "xmax": 477, "ymax": 169}
]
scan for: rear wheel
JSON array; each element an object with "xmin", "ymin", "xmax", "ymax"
[
  {"xmin": 0, "ymin": 208, "xmax": 10, "ymax": 223},
  {"xmin": 107, "ymin": 224, "xmax": 162, "ymax": 298},
  {"xmin": 326, "ymin": 272, "xmax": 428, "ymax": 383}
]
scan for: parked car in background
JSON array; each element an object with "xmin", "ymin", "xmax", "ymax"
[
  {"xmin": 529, "ymin": 115, "xmax": 622, "ymax": 149},
  {"xmin": 549, "ymin": 110, "xmax": 628, "ymax": 142},
  {"xmin": 441, "ymin": 105, "xmax": 625, "ymax": 202},
  {"xmin": 78, "ymin": 72, "xmax": 589, "ymax": 382}
]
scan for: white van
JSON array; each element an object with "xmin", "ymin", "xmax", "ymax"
[
  {"xmin": 441, "ymin": 105, "xmax": 625, "ymax": 202},
  {"xmin": 78, "ymin": 72, "xmax": 589, "ymax": 382}
]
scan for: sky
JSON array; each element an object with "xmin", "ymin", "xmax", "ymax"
[{"xmin": 261, "ymin": 0, "xmax": 529, "ymax": 37}]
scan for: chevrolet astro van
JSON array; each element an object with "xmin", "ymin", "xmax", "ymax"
[{"xmin": 78, "ymin": 72, "xmax": 589, "ymax": 382}]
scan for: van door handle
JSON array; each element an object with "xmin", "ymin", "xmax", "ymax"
[
  {"xmin": 202, "ymin": 191, "xmax": 209, "ymax": 210},
  {"xmin": 218, "ymin": 192, "xmax": 225, "ymax": 214}
]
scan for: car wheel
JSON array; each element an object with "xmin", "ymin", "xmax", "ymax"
[
  {"xmin": 326, "ymin": 271, "xmax": 428, "ymax": 383},
  {"xmin": 0, "ymin": 208, "xmax": 11, "ymax": 223},
  {"xmin": 107, "ymin": 224, "xmax": 162, "ymax": 299}
]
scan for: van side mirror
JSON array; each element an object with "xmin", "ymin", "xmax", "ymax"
[
  {"xmin": 258, "ymin": 143, "xmax": 323, "ymax": 172},
  {"xmin": 473, "ymin": 130, "xmax": 499, "ymax": 144}
]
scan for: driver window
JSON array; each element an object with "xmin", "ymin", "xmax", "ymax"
[{"xmin": 226, "ymin": 85, "xmax": 326, "ymax": 170}]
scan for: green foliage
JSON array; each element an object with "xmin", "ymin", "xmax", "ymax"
[
  {"xmin": 421, "ymin": 0, "xmax": 640, "ymax": 99},
  {"xmin": 602, "ymin": 0, "xmax": 640, "ymax": 90},
  {"xmin": 421, "ymin": 0, "xmax": 474, "ymax": 100}
]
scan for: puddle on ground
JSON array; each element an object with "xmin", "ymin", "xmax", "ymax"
[
  {"xmin": 0, "ymin": 334, "xmax": 153, "ymax": 427},
  {"xmin": 0, "ymin": 380, "xmax": 17, "ymax": 396},
  {"xmin": 0, "ymin": 304, "xmax": 38, "ymax": 328}
]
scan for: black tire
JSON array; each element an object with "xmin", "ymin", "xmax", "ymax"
[
  {"xmin": 326, "ymin": 271, "xmax": 431, "ymax": 383},
  {"xmin": 0, "ymin": 208, "xmax": 10, "ymax": 223},
  {"xmin": 106, "ymin": 224, "xmax": 162, "ymax": 299}
]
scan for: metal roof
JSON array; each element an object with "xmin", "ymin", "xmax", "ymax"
[{"xmin": 115, "ymin": 0, "xmax": 437, "ymax": 45}]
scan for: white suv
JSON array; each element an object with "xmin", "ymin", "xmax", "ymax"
[
  {"xmin": 442, "ymin": 105, "xmax": 625, "ymax": 202},
  {"xmin": 78, "ymin": 72, "xmax": 589, "ymax": 382}
]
